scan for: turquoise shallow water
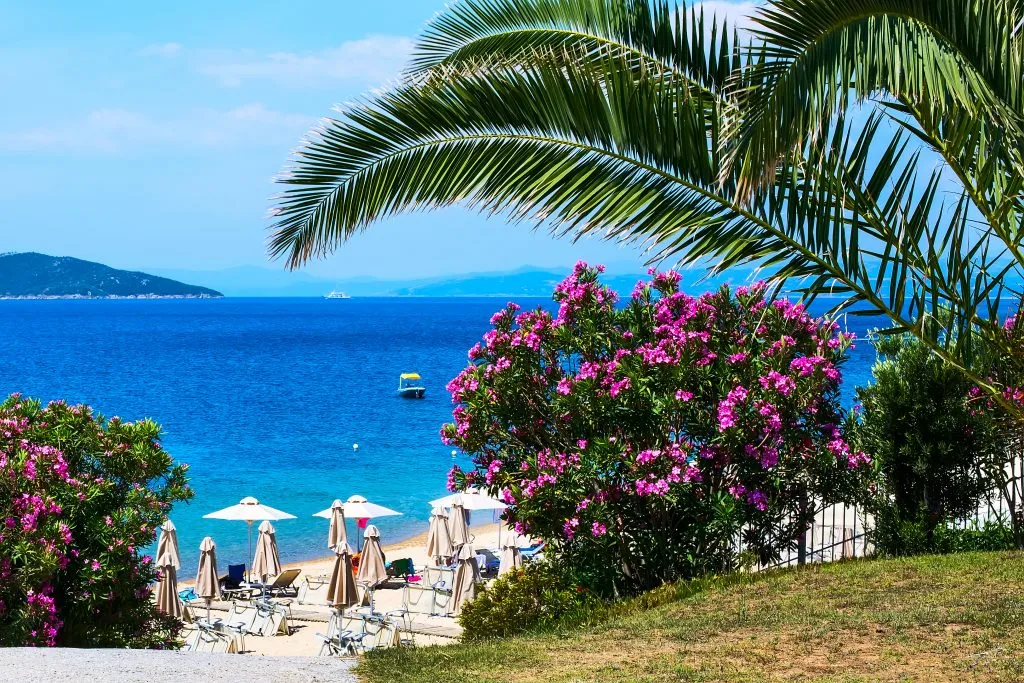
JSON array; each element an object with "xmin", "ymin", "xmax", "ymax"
[{"xmin": 0, "ymin": 296, "xmax": 880, "ymax": 575}]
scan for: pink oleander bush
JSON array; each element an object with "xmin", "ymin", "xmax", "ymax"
[
  {"xmin": 0, "ymin": 395, "xmax": 192, "ymax": 647},
  {"xmin": 442, "ymin": 263, "xmax": 872, "ymax": 596}
]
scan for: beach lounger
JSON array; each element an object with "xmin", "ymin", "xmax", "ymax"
[
  {"xmin": 519, "ymin": 541, "xmax": 546, "ymax": 561},
  {"xmin": 317, "ymin": 610, "xmax": 373, "ymax": 657},
  {"xmin": 250, "ymin": 568, "xmax": 302, "ymax": 598},
  {"xmin": 387, "ymin": 558, "xmax": 415, "ymax": 580},
  {"xmin": 249, "ymin": 600, "xmax": 290, "ymax": 636},
  {"xmin": 298, "ymin": 573, "xmax": 329, "ymax": 605},
  {"xmin": 182, "ymin": 623, "xmax": 238, "ymax": 654}
]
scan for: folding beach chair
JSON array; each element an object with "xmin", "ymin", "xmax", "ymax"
[
  {"xmin": 387, "ymin": 558, "xmax": 415, "ymax": 580},
  {"xmin": 251, "ymin": 568, "xmax": 302, "ymax": 598},
  {"xmin": 317, "ymin": 610, "xmax": 374, "ymax": 656},
  {"xmin": 298, "ymin": 573, "xmax": 329, "ymax": 605},
  {"xmin": 519, "ymin": 541, "xmax": 546, "ymax": 562},
  {"xmin": 248, "ymin": 600, "xmax": 291, "ymax": 637}
]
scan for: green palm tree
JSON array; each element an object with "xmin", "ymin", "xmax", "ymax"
[{"xmin": 269, "ymin": 0, "xmax": 1024, "ymax": 411}]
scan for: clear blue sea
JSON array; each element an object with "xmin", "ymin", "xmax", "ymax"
[{"xmin": 0, "ymin": 297, "xmax": 881, "ymax": 575}]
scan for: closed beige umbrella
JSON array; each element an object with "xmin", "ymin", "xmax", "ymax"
[
  {"xmin": 452, "ymin": 543, "xmax": 479, "ymax": 615},
  {"xmin": 156, "ymin": 519, "xmax": 181, "ymax": 571},
  {"xmin": 356, "ymin": 525, "xmax": 388, "ymax": 607},
  {"xmin": 327, "ymin": 542, "xmax": 358, "ymax": 611},
  {"xmin": 252, "ymin": 520, "xmax": 282, "ymax": 601},
  {"xmin": 327, "ymin": 500, "xmax": 348, "ymax": 550},
  {"xmin": 154, "ymin": 550, "xmax": 182, "ymax": 618},
  {"xmin": 499, "ymin": 538, "xmax": 522, "ymax": 576},
  {"xmin": 449, "ymin": 498, "xmax": 470, "ymax": 551},
  {"xmin": 195, "ymin": 536, "xmax": 220, "ymax": 622},
  {"xmin": 426, "ymin": 506, "xmax": 453, "ymax": 566}
]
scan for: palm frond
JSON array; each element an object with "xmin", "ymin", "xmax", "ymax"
[
  {"xmin": 412, "ymin": 0, "xmax": 742, "ymax": 94},
  {"xmin": 270, "ymin": 59, "xmax": 737, "ymax": 269},
  {"xmin": 734, "ymin": 0, "xmax": 1024, "ymax": 197}
]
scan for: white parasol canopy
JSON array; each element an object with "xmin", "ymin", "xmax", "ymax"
[
  {"xmin": 429, "ymin": 489, "xmax": 507, "ymax": 512},
  {"xmin": 205, "ymin": 496, "xmax": 297, "ymax": 522},
  {"xmin": 204, "ymin": 496, "xmax": 295, "ymax": 581},
  {"xmin": 313, "ymin": 494, "xmax": 402, "ymax": 520}
]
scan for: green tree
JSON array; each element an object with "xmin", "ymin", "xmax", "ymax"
[
  {"xmin": 268, "ymin": 0, "xmax": 1024, "ymax": 414},
  {"xmin": 854, "ymin": 336, "xmax": 1007, "ymax": 553}
]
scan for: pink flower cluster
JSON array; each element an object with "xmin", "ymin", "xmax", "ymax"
[{"xmin": 442, "ymin": 263, "xmax": 868, "ymax": 553}]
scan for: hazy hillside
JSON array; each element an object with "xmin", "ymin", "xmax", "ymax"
[
  {"xmin": 0, "ymin": 253, "xmax": 222, "ymax": 298},
  {"xmin": 149, "ymin": 264, "xmax": 764, "ymax": 297}
]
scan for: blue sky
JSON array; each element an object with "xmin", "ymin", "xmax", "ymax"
[{"xmin": 0, "ymin": 1, "xmax": 752, "ymax": 279}]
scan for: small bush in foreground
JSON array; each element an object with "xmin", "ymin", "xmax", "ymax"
[
  {"xmin": 458, "ymin": 562, "xmax": 596, "ymax": 640},
  {"xmin": 0, "ymin": 395, "xmax": 193, "ymax": 647}
]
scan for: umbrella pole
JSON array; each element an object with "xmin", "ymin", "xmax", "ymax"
[{"xmin": 247, "ymin": 521, "xmax": 253, "ymax": 583}]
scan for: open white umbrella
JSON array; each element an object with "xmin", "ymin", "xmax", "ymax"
[
  {"xmin": 314, "ymin": 494, "xmax": 402, "ymax": 520},
  {"xmin": 156, "ymin": 519, "xmax": 181, "ymax": 571},
  {"xmin": 314, "ymin": 495, "xmax": 401, "ymax": 551},
  {"xmin": 430, "ymin": 489, "xmax": 508, "ymax": 548},
  {"xmin": 204, "ymin": 496, "xmax": 295, "ymax": 581},
  {"xmin": 429, "ymin": 488, "xmax": 508, "ymax": 512}
]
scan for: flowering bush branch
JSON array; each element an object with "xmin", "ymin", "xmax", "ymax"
[
  {"xmin": 0, "ymin": 395, "xmax": 193, "ymax": 647},
  {"xmin": 442, "ymin": 263, "xmax": 871, "ymax": 595}
]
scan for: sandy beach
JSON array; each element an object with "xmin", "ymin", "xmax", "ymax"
[{"xmin": 182, "ymin": 521, "xmax": 521, "ymax": 657}]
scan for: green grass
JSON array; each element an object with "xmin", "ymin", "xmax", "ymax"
[{"xmin": 358, "ymin": 552, "xmax": 1024, "ymax": 682}]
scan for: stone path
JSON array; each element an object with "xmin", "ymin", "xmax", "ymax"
[{"xmin": 0, "ymin": 648, "xmax": 358, "ymax": 683}]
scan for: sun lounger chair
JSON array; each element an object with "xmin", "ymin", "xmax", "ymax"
[
  {"xmin": 298, "ymin": 573, "xmax": 329, "ymax": 605},
  {"xmin": 387, "ymin": 558, "xmax": 415, "ymax": 580},
  {"xmin": 222, "ymin": 563, "xmax": 246, "ymax": 589},
  {"xmin": 249, "ymin": 600, "xmax": 290, "ymax": 636},
  {"xmin": 250, "ymin": 568, "xmax": 302, "ymax": 598},
  {"xmin": 183, "ymin": 623, "xmax": 238, "ymax": 654},
  {"xmin": 317, "ymin": 610, "xmax": 375, "ymax": 657},
  {"xmin": 360, "ymin": 615, "xmax": 402, "ymax": 651},
  {"xmin": 519, "ymin": 541, "xmax": 546, "ymax": 561}
]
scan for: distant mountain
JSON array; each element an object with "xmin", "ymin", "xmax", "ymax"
[
  {"xmin": 0, "ymin": 253, "xmax": 222, "ymax": 299},
  {"xmin": 148, "ymin": 263, "xmax": 765, "ymax": 298}
]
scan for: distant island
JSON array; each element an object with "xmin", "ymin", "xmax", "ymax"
[
  {"xmin": 0, "ymin": 253, "xmax": 222, "ymax": 299},
  {"xmin": 149, "ymin": 264, "xmax": 756, "ymax": 298}
]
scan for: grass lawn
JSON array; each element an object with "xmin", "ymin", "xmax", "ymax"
[{"xmin": 358, "ymin": 551, "xmax": 1024, "ymax": 682}]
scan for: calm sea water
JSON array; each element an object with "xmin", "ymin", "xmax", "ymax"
[{"xmin": 0, "ymin": 297, "xmax": 881, "ymax": 575}]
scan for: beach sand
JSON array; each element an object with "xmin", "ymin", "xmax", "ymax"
[{"xmin": 183, "ymin": 521, "xmax": 520, "ymax": 657}]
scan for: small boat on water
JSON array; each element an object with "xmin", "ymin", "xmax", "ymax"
[
  {"xmin": 397, "ymin": 373, "xmax": 426, "ymax": 399},
  {"xmin": 324, "ymin": 290, "xmax": 351, "ymax": 299}
]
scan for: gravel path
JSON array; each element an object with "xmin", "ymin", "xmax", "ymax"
[{"xmin": 0, "ymin": 648, "xmax": 358, "ymax": 682}]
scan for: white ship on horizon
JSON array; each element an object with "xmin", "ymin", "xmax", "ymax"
[{"xmin": 324, "ymin": 290, "xmax": 351, "ymax": 299}]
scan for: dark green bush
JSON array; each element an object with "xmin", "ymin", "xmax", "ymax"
[
  {"xmin": 458, "ymin": 562, "xmax": 597, "ymax": 640},
  {"xmin": 854, "ymin": 335, "xmax": 1007, "ymax": 553},
  {"xmin": 873, "ymin": 507, "xmax": 1016, "ymax": 556}
]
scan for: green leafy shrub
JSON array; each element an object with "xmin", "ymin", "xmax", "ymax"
[
  {"xmin": 0, "ymin": 394, "xmax": 193, "ymax": 647},
  {"xmin": 854, "ymin": 335, "xmax": 1009, "ymax": 555},
  {"xmin": 458, "ymin": 562, "xmax": 597, "ymax": 640},
  {"xmin": 872, "ymin": 508, "xmax": 1016, "ymax": 557}
]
